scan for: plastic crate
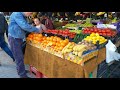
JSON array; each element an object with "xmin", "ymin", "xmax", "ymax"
[{"xmin": 30, "ymin": 65, "xmax": 43, "ymax": 78}]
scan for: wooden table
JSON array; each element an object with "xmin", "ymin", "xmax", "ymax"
[{"xmin": 24, "ymin": 44, "xmax": 106, "ymax": 78}]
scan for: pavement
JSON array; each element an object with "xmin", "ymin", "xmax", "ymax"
[{"xmin": 0, "ymin": 48, "xmax": 35, "ymax": 78}]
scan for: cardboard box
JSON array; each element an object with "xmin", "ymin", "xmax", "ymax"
[{"xmin": 24, "ymin": 44, "xmax": 84, "ymax": 78}]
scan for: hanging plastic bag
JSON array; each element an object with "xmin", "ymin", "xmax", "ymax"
[{"xmin": 105, "ymin": 40, "xmax": 119, "ymax": 63}]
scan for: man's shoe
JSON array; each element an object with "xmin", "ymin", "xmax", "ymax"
[{"xmin": 20, "ymin": 76, "xmax": 31, "ymax": 78}]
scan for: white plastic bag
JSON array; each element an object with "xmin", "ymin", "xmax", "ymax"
[{"xmin": 105, "ymin": 40, "xmax": 120, "ymax": 63}]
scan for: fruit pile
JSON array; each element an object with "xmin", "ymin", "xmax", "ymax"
[
  {"xmin": 73, "ymin": 33, "xmax": 88, "ymax": 43},
  {"xmin": 44, "ymin": 29, "xmax": 76, "ymax": 38},
  {"xmin": 82, "ymin": 27, "xmax": 117, "ymax": 37},
  {"xmin": 41, "ymin": 36, "xmax": 69, "ymax": 52},
  {"xmin": 72, "ymin": 45, "xmax": 87, "ymax": 57},
  {"xmin": 78, "ymin": 40, "xmax": 97, "ymax": 50},
  {"xmin": 27, "ymin": 33, "xmax": 70, "ymax": 52},
  {"xmin": 80, "ymin": 18, "xmax": 94, "ymax": 27},
  {"xmin": 69, "ymin": 30, "xmax": 82, "ymax": 34},
  {"xmin": 26, "ymin": 33, "xmax": 45, "ymax": 44},
  {"xmin": 80, "ymin": 23, "xmax": 94, "ymax": 27},
  {"xmin": 62, "ymin": 42, "xmax": 75, "ymax": 54},
  {"xmin": 65, "ymin": 23, "xmax": 78, "ymax": 27},
  {"xmin": 26, "ymin": 33, "xmax": 99, "ymax": 64},
  {"xmin": 84, "ymin": 33, "xmax": 107, "ymax": 44}
]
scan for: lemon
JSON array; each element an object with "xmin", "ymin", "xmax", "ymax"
[
  {"xmin": 90, "ymin": 33, "xmax": 96, "ymax": 37},
  {"xmin": 86, "ymin": 36, "xmax": 90, "ymax": 38},
  {"xmin": 95, "ymin": 33, "xmax": 99, "ymax": 36},
  {"xmin": 99, "ymin": 42, "xmax": 103, "ymax": 44},
  {"xmin": 93, "ymin": 41, "xmax": 96, "ymax": 44}
]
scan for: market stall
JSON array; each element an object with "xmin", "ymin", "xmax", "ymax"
[
  {"xmin": 24, "ymin": 32, "xmax": 107, "ymax": 78},
  {"xmin": 24, "ymin": 14, "xmax": 119, "ymax": 78},
  {"xmin": 24, "ymin": 43, "xmax": 105, "ymax": 78}
]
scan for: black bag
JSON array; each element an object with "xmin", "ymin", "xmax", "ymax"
[
  {"xmin": 22, "ymin": 32, "xmax": 31, "ymax": 54},
  {"xmin": 22, "ymin": 41, "xmax": 26, "ymax": 55}
]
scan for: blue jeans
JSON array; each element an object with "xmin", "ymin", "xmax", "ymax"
[
  {"xmin": 8, "ymin": 36, "xmax": 27, "ymax": 78},
  {"xmin": 0, "ymin": 33, "xmax": 14, "ymax": 61}
]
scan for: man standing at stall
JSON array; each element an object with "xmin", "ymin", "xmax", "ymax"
[{"xmin": 8, "ymin": 12, "xmax": 42, "ymax": 78}]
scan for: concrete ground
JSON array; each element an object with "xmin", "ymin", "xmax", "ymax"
[{"xmin": 0, "ymin": 48, "xmax": 35, "ymax": 78}]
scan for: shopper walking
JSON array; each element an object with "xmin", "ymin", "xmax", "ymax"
[
  {"xmin": 8, "ymin": 12, "xmax": 41, "ymax": 78},
  {"xmin": 0, "ymin": 13, "xmax": 15, "ymax": 66}
]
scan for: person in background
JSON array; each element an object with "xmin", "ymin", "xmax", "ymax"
[
  {"xmin": 33, "ymin": 18, "xmax": 47, "ymax": 32},
  {"xmin": 0, "ymin": 13, "xmax": 15, "ymax": 66},
  {"xmin": 8, "ymin": 12, "xmax": 41, "ymax": 78},
  {"xmin": 41, "ymin": 14, "xmax": 54, "ymax": 30}
]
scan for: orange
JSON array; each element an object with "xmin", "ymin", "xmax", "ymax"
[
  {"xmin": 35, "ymin": 37, "xmax": 40, "ymax": 41},
  {"xmin": 38, "ymin": 34, "xmax": 43, "ymax": 37},
  {"xmin": 55, "ymin": 43, "xmax": 59, "ymax": 46},
  {"xmin": 64, "ymin": 39, "xmax": 69, "ymax": 42},
  {"xmin": 28, "ymin": 35, "xmax": 34, "ymax": 38},
  {"xmin": 60, "ymin": 40, "xmax": 63, "ymax": 43},
  {"xmin": 61, "ymin": 42, "xmax": 66, "ymax": 47},
  {"xmin": 59, "ymin": 46, "xmax": 64, "ymax": 51},
  {"xmin": 63, "ymin": 40, "xmax": 69, "ymax": 44},
  {"xmin": 52, "ymin": 42, "xmax": 56, "ymax": 46},
  {"xmin": 56, "ymin": 37, "xmax": 61, "ymax": 42},
  {"xmin": 33, "ymin": 34, "xmax": 37, "ymax": 37},
  {"xmin": 51, "ymin": 46, "xmax": 55, "ymax": 48},
  {"xmin": 53, "ymin": 38, "xmax": 57, "ymax": 42},
  {"xmin": 33, "ymin": 40, "xmax": 38, "ymax": 44},
  {"xmin": 42, "ymin": 37, "xmax": 46, "ymax": 41},
  {"xmin": 46, "ymin": 37, "xmax": 50, "ymax": 41},
  {"xmin": 49, "ymin": 37, "xmax": 53, "ymax": 41}
]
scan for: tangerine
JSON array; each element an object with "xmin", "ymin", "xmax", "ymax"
[
  {"xmin": 61, "ymin": 42, "xmax": 66, "ymax": 47},
  {"xmin": 56, "ymin": 37, "xmax": 61, "ymax": 42},
  {"xmin": 59, "ymin": 46, "xmax": 64, "ymax": 51},
  {"xmin": 53, "ymin": 38, "xmax": 57, "ymax": 42},
  {"xmin": 38, "ymin": 34, "xmax": 43, "ymax": 37},
  {"xmin": 51, "ymin": 42, "xmax": 55, "ymax": 46}
]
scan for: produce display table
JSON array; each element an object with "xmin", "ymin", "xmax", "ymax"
[{"xmin": 24, "ymin": 43, "xmax": 106, "ymax": 78}]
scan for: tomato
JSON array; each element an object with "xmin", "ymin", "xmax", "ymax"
[
  {"xmin": 72, "ymin": 32, "xmax": 76, "ymax": 35},
  {"xmin": 98, "ymin": 29, "xmax": 102, "ymax": 33},
  {"xmin": 99, "ymin": 33, "xmax": 102, "ymax": 35},
  {"xmin": 111, "ymin": 31, "xmax": 117, "ymax": 37},
  {"xmin": 94, "ymin": 29, "xmax": 98, "ymax": 33},
  {"xmin": 84, "ymin": 31, "xmax": 87, "ymax": 34},
  {"xmin": 106, "ymin": 29, "xmax": 111, "ymax": 33},
  {"xmin": 86, "ymin": 28, "xmax": 89, "ymax": 31},
  {"xmin": 102, "ymin": 33, "xmax": 107, "ymax": 36},
  {"xmin": 102, "ymin": 30, "xmax": 106, "ymax": 33},
  {"xmin": 107, "ymin": 33, "xmax": 112, "ymax": 37},
  {"xmin": 82, "ymin": 31, "xmax": 85, "ymax": 34},
  {"xmin": 91, "ymin": 29, "xmax": 94, "ymax": 32},
  {"xmin": 87, "ymin": 31, "xmax": 91, "ymax": 34}
]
